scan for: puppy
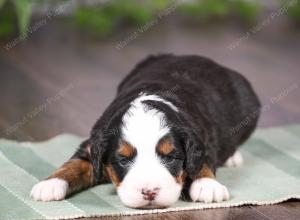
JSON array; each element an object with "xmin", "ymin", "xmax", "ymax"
[{"xmin": 30, "ymin": 54, "xmax": 260, "ymax": 208}]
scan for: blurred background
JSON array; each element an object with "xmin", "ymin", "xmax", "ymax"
[{"xmin": 0, "ymin": 0, "xmax": 300, "ymax": 142}]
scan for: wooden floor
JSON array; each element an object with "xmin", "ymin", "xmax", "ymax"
[{"xmin": 0, "ymin": 13, "xmax": 300, "ymax": 220}]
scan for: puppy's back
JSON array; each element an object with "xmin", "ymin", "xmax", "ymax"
[{"xmin": 117, "ymin": 54, "xmax": 261, "ymax": 164}]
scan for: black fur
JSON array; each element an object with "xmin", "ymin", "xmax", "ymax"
[{"xmin": 74, "ymin": 54, "xmax": 261, "ymax": 185}]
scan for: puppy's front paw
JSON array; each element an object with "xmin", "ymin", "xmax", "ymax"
[
  {"xmin": 30, "ymin": 178, "xmax": 68, "ymax": 201},
  {"xmin": 189, "ymin": 178, "xmax": 229, "ymax": 203}
]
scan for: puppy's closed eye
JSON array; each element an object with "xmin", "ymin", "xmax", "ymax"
[
  {"xmin": 162, "ymin": 155, "xmax": 176, "ymax": 164},
  {"xmin": 118, "ymin": 156, "xmax": 134, "ymax": 167}
]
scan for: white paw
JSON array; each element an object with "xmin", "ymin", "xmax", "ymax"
[
  {"xmin": 30, "ymin": 178, "xmax": 68, "ymax": 201},
  {"xmin": 224, "ymin": 151, "xmax": 243, "ymax": 167},
  {"xmin": 189, "ymin": 178, "xmax": 229, "ymax": 203}
]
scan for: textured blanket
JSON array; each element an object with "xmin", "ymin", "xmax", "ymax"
[{"xmin": 0, "ymin": 125, "xmax": 300, "ymax": 220}]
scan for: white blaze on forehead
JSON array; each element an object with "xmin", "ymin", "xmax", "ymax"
[
  {"xmin": 122, "ymin": 93, "xmax": 176, "ymax": 150},
  {"xmin": 137, "ymin": 93, "xmax": 178, "ymax": 112}
]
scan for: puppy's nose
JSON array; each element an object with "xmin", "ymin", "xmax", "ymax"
[{"xmin": 141, "ymin": 187, "xmax": 160, "ymax": 201}]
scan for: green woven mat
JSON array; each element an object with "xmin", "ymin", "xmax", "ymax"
[{"xmin": 1, "ymin": 125, "xmax": 300, "ymax": 220}]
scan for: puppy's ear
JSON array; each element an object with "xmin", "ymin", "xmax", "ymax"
[
  {"xmin": 90, "ymin": 131, "xmax": 106, "ymax": 183},
  {"xmin": 89, "ymin": 103, "xmax": 127, "ymax": 183},
  {"xmin": 169, "ymin": 111, "xmax": 207, "ymax": 178},
  {"xmin": 181, "ymin": 130, "xmax": 206, "ymax": 177},
  {"xmin": 90, "ymin": 126, "xmax": 120, "ymax": 184}
]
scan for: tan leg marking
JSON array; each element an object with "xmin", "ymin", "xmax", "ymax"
[
  {"xmin": 192, "ymin": 163, "xmax": 215, "ymax": 180},
  {"xmin": 48, "ymin": 159, "xmax": 94, "ymax": 194}
]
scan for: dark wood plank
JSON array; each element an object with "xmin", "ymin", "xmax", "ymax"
[
  {"xmin": 78, "ymin": 206, "xmax": 270, "ymax": 220},
  {"xmin": 252, "ymin": 201, "xmax": 300, "ymax": 220}
]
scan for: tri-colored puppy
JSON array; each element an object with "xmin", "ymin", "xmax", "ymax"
[{"xmin": 30, "ymin": 54, "xmax": 260, "ymax": 208}]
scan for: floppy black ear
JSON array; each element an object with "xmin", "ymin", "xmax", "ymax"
[
  {"xmin": 89, "ymin": 100, "xmax": 129, "ymax": 184},
  {"xmin": 90, "ymin": 130, "xmax": 107, "ymax": 183},
  {"xmin": 182, "ymin": 131, "xmax": 206, "ymax": 177},
  {"xmin": 89, "ymin": 124, "xmax": 121, "ymax": 184}
]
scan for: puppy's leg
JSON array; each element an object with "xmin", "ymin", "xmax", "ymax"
[
  {"xmin": 224, "ymin": 150, "xmax": 243, "ymax": 167},
  {"xmin": 30, "ymin": 140, "xmax": 95, "ymax": 201},
  {"xmin": 189, "ymin": 164, "xmax": 229, "ymax": 203}
]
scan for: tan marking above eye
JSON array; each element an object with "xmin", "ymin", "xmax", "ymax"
[
  {"xmin": 118, "ymin": 141, "xmax": 136, "ymax": 158},
  {"xmin": 157, "ymin": 137, "xmax": 175, "ymax": 155}
]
